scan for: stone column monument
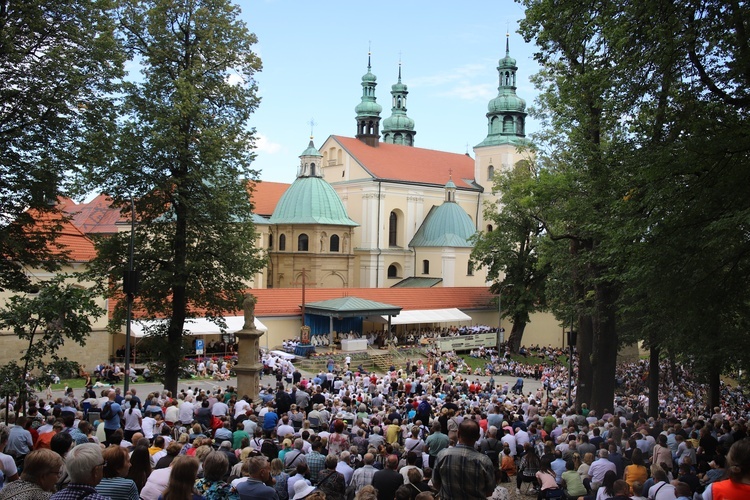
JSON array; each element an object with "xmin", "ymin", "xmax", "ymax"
[{"xmin": 234, "ymin": 292, "xmax": 264, "ymax": 402}]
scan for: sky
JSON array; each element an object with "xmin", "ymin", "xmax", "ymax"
[{"xmin": 238, "ymin": 0, "xmax": 541, "ymax": 184}]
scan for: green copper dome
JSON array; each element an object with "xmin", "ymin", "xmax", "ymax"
[
  {"xmin": 299, "ymin": 139, "xmax": 322, "ymax": 157},
  {"xmin": 488, "ymin": 90, "xmax": 526, "ymax": 113},
  {"xmin": 409, "ymin": 203, "xmax": 476, "ymax": 248},
  {"xmin": 270, "ymin": 177, "xmax": 358, "ymax": 226},
  {"xmin": 382, "ymin": 64, "xmax": 416, "ymax": 146},
  {"xmin": 382, "ymin": 113, "xmax": 415, "ymax": 131},
  {"xmin": 476, "ymin": 34, "xmax": 529, "ymax": 148}
]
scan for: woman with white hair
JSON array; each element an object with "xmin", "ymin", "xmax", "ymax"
[{"xmin": 49, "ymin": 443, "xmax": 108, "ymax": 500}]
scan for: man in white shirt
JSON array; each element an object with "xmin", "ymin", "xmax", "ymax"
[
  {"xmin": 177, "ymin": 396, "xmax": 195, "ymax": 424},
  {"xmin": 234, "ymin": 397, "xmax": 250, "ymax": 418},
  {"xmin": 588, "ymin": 449, "xmax": 617, "ymax": 491},
  {"xmin": 500, "ymin": 427, "xmax": 517, "ymax": 457},
  {"xmin": 647, "ymin": 469, "xmax": 676, "ymax": 500}
]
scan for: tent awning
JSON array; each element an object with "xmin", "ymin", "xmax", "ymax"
[
  {"xmin": 128, "ymin": 316, "xmax": 268, "ymax": 338},
  {"xmin": 383, "ymin": 308, "xmax": 472, "ymax": 325}
]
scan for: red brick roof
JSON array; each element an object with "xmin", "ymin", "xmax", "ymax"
[
  {"xmin": 249, "ymin": 287, "xmax": 494, "ymax": 316},
  {"xmin": 60, "ymin": 195, "xmax": 125, "ymax": 235},
  {"xmin": 25, "ymin": 209, "xmax": 97, "ymax": 262},
  {"xmin": 109, "ymin": 287, "xmax": 495, "ymax": 320},
  {"xmin": 249, "ymin": 181, "xmax": 291, "ymax": 217},
  {"xmin": 333, "ymin": 136, "xmax": 478, "ymax": 189}
]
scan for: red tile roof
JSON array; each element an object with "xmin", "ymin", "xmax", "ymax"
[
  {"xmin": 249, "ymin": 181, "xmax": 291, "ymax": 217},
  {"xmin": 333, "ymin": 136, "xmax": 478, "ymax": 189},
  {"xmin": 61, "ymin": 195, "xmax": 125, "ymax": 234},
  {"xmin": 25, "ymin": 209, "xmax": 97, "ymax": 262},
  {"xmin": 247, "ymin": 287, "xmax": 494, "ymax": 316},
  {"xmin": 109, "ymin": 287, "xmax": 495, "ymax": 320}
]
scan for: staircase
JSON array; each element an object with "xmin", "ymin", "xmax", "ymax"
[{"xmin": 370, "ymin": 352, "xmax": 393, "ymax": 373}]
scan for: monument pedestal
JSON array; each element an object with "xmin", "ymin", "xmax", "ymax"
[{"xmin": 235, "ymin": 327, "xmax": 264, "ymax": 402}]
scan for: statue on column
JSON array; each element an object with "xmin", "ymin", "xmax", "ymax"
[{"xmin": 243, "ymin": 292, "xmax": 257, "ymax": 330}]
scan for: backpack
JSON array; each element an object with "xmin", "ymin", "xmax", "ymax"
[
  {"xmin": 100, "ymin": 402, "xmax": 114, "ymax": 420},
  {"xmin": 483, "ymin": 438, "xmax": 502, "ymax": 466}
]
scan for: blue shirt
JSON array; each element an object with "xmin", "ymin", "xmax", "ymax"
[
  {"xmin": 233, "ymin": 478, "xmax": 279, "ymax": 500},
  {"xmin": 263, "ymin": 411, "xmax": 278, "ymax": 430},
  {"xmin": 104, "ymin": 402, "xmax": 122, "ymax": 430}
]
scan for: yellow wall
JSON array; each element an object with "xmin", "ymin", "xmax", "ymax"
[{"xmin": 0, "ymin": 265, "xmax": 111, "ymax": 374}]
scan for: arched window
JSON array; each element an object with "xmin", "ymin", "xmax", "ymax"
[
  {"xmin": 488, "ymin": 165, "xmax": 495, "ymax": 180},
  {"xmin": 389, "ymin": 211, "xmax": 398, "ymax": 247},
  {"xmin": 486, "ymin": 225, "xmax": 493, "ymax": 233},
  {"xmin": 268, "ymin": 234, "xmax": 273, "ymax": 249},
  {"xmin": 298, "ymin": 233, "xmax": 308, "ymax": 251},
  {"xmin": 278, "ymin": 234, "xmax": 286, "ymax": 251},
  {"xmin": 422, "ymin": 260, "xmax": 430, "ymax": 274},
  {"xmin": 330, "ymin": 234, "xmax": 340, "ymax": 252},
  {"xmin": 387, "ymin": 265, "xmax": 398, "ymax": 278}
]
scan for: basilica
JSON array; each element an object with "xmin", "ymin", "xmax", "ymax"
[{"xmin": 252, "ymin": 35, "xmax": 532, "ymax": 292}]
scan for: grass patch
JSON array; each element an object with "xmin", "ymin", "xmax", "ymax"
[{"xmin": 459, "ymin": 353, "xmax": 570, "ymax": 372}]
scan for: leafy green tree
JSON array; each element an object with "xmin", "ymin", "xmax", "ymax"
[
  {"xmin": 83, "ymin": 0, "xmax": 265, "ymax": 394},
  {"xmin": 0, "ymin": 275, "xmax": 103, "ymax": 415},
  {"xmin": 471, "ymin": 160, "xmax": 549, "ymax": 353},
  {"xmin": 0, "ymin": 0, "xmax": 123, "ymax": 291}
]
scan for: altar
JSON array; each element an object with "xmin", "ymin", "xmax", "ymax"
[{"xmin": 341, "ymin": 338, "xmax": 368, "ymax": 351}]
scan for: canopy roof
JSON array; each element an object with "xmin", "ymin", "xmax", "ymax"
[
  {"xmin": 383, "ymin": 307, "xmax": 471, "ymax": 325},
  {"xmin": 129, "ymin": 316, "xmax": 267, "ymax": 338},
  {"xmin": 304, "ymin": 296, "xmax": 401, "ymax": 318}
]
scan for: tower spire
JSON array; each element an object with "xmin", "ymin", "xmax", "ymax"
[
  {"xmin": 355, "ymin": 47, "xmax": 382, "ymax": 147},
  {"xmin": 475, "ymin": 33, "xmax": 528, "ymax": 148},
  {"xmin": 382, "ymin": 58, "xmax": 416, "ymax": 146}
]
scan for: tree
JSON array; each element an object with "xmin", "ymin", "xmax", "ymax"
[
  {"xmin": 0, "ymin": 0, "xmax": 123, "ymax": 291},
  {"xmin": 0, "ymin": 275, "xmax": 103, "ymax": 415},
  {"xmin": 83, "ymin": 0, "xmax": 265, "ymax": 394},
  {"xmin": 471, "ymin": 160, "xmax": 549, "ymax": 353},
  {"xmin": 520, "ymin": 0, "xmax": 750, "ymax": 414}
]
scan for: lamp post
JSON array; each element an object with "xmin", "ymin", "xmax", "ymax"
[{"xmin": 123, "ymin": 198, "xmax": 138, "ymax": 394}]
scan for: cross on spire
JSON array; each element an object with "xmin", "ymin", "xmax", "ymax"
[{"xmin": 308, "ymin": 118, "xmax": 316, "ymax": 139}]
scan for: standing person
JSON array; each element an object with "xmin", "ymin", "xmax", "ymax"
[
  {"xmin": 159, "ymin": 456, "xmax": 203, "ymax": 500},
  {"xmin": 233, "ymin": 456, "xmax": 279, "ymax": 500},
  {"xmin": 95, "ymin": 446, "xmax": 139, "ymax": 500},
  {"xmin": 371, "ymin": 455, "xmax": 403, "ymax": 500},
  {"xmin": 424, "ymin": 422, "xmax": 448, "ymax": 468},
  {"xmin": 102, "ymin": 390, "xmax": 123, "ymax": 446},
  {"xmin": 123, "ymin": 399, "xmax": 143, "ymax": 443},
  {"xmin": 433, "ymin": 419, "xmax": 495, "ymax": 500},
  {"xmin": 49, "ymin": 443, "xmax": 109, "ymax": 500},
  {"xmin": 0, "ymin": 449, "xmax": 62, "ymax": 500}
]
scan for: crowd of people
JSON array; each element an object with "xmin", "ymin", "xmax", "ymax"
[{"xmin": 0, "ymin": 347, "xmax": 748, "ymax": 500}]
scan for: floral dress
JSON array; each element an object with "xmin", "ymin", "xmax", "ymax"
[{"xmin": 194, "ymin": 478, "xmax": 238, "ymax": 500}]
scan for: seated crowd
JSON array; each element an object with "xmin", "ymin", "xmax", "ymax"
[{"xmin": 0, "ymin": 355, "xmax": 748, "ymax": 500}]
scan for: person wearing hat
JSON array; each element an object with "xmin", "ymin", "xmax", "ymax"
[
  {"xmin": 291, "ymin": 480, "xmax": 316, "ymax": 500},
  {"xmin": 233, "ymin": 456, "xmax": 279, "ymax": 500}
]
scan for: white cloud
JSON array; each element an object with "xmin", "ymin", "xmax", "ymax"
[
  {"xmin": 410, "ymin": 63, "xmax": 487, "ymax": 88},
  {"xmin": 255, "ymin": 133, "xmax": 282, "ymax": 154},
  {"xmin": 437, "ymin": 83, "xmax": 496, "ymax": 101}
]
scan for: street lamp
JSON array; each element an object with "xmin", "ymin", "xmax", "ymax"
[{"xmin": 123, "ymin": 197, "xmax": 139, "ymax": 394}]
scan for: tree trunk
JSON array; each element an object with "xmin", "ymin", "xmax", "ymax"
[
  {"xmin": 707, "ymin": 360, "xmax": 722, "ymax": 414},
  {"xmin": 590, "ymin": 280, "xmax": 618, "ymax": 414},
  {"xmin": 648, "ymin": 334, "xmax": 660, "ymax": 418},
  {"xmin": 507, "ymin": 319, "xmax": 527, "ymax": 353}
]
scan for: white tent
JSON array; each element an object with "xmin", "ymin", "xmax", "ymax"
[
  {"xmin": 128, "ymin": 316, "xmax": 267, "ymax": 338},
  {"xmin": 382, "ymin": 308, "xmax": 471, "ymax": 326}
]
